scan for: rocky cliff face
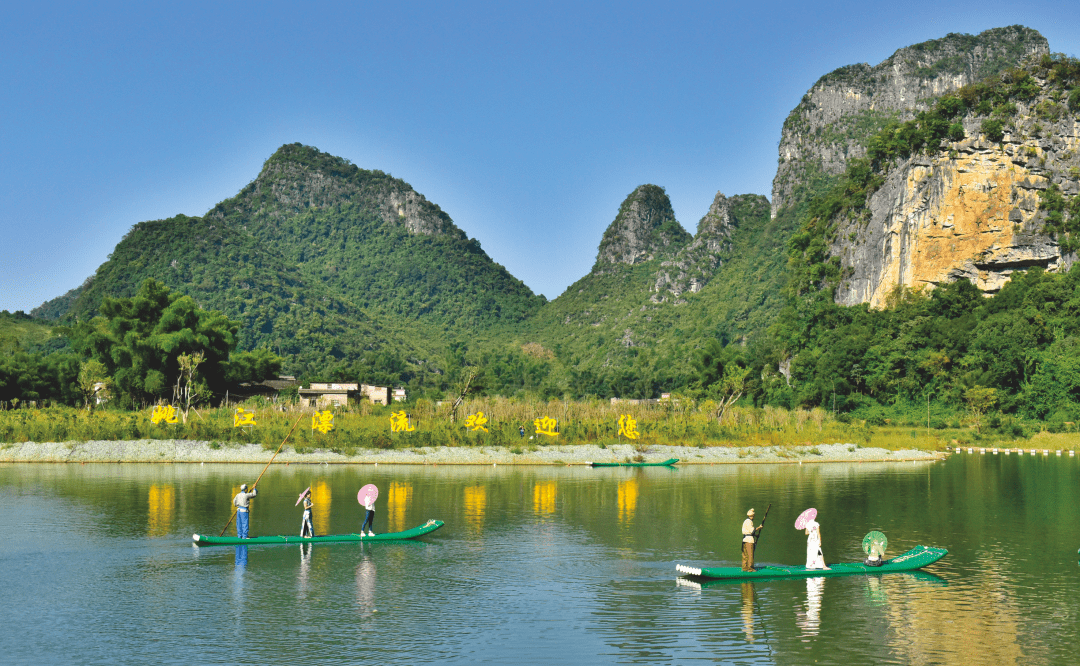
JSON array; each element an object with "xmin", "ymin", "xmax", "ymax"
[
  {"xmin": 593, "ymin": 185, "xmax": 691, "ymax": 271},
  {"xmin": 834, "ymin": 78, "xmax": 1080, "ymax": 307},
  {"xmin": 772, "ymin": 26, "xmax": 1048, "ymax": 218},
  {"xmin": 651, "ymin": 193, "xmax": 769, "ymax": 303}
]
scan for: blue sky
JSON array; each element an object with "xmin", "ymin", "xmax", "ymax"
[{"xmin": 2, "ymin": 1, "xmax": 1078, "ymax": 312}]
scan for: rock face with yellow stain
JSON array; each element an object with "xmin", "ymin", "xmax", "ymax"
[
  {"xmin": 834, "ymin": 108, "xmax": 1080, "ymax": 307},
  {"xmin": 772, "ymin": 27, "xmax": 1047, "ymax": 218}
]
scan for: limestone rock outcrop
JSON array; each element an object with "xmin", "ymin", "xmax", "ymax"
[
  {"xmin": 834, "ymin": 87, "xmax": 1080, "ymax": 307},
  {"xmin": 772, "ymin": 26, "xmax": 1048, "ymax": 217},
  {"xmin": 593, "ymin": 185, "xmax": 691, "ymax": 271},
  {"xmin": 651, "ymin": 193, "xmax": 769, "ymax": 303}
]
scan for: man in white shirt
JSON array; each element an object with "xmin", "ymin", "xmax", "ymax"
[
  {"xmin": 742, "ymin": 508, "xmax": 763, "ymax": 571},
  {"xmin": 233, "ymin": 483, "xmax": 258, "ymax": 539}
]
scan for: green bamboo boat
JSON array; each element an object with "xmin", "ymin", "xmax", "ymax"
[
  {"xmin": 192, "ymin": 519, "xmax": 444, "ymax": 546},
  {"xmin": 588, "ymin": 458, "xmax": 679, "ymax": 467},
  {"xmin": 675, "ymin": 545, "xmax": 947, "ymax": 581}
]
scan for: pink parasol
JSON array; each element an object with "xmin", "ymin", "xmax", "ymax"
[
  {"xmin": 794, "ymin": 507, "xmax": 817, "ymax": 530},
  {"xmin": 357, "ymin": 484, "xmax": 379, "ymax": 506},
  {"xmin": 295, "ymin": 486, "xmax": 311, "ymax": 506}
]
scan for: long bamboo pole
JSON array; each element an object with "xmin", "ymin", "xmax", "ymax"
[{"xmin": 219, "ymin": 414, "xmax": 305, "ymax": 537}]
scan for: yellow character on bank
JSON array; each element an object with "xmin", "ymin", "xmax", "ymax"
[
  {"xmin": 390, "ymin": 410, "xmax": 415, "ymax": 432},
  {"xmin": 534, "ymin": 416, "xmax": 559, "ymax": 437},
  {"xmin": 312, "ymin": 410, "xmax": 334, "ymax": 434},
  {"xmin": 150, "ymin": 405, "xmax": 178, "ymax": 424},
  {"xmin": 464, "ymin": 411, "xmax": 489, "ymax": 432},
  {"xmin": 234, "ymin": 407, "xmax": 256, "ymax": 428},
  {"xmin": 618, "ymin": 414, "xmax": 639, "ymax": 440}
]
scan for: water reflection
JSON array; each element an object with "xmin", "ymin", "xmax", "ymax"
[
  {"xmin": 356, "ymin": 548, "xmax": 377, "ymax": 619},
  {"xmin": 464, "ymin": 486, "xmax": 486, "ymax": 532},
  {"xmin": 311, "ymin": 481, "xmax": 331, "ymax": 535},
  {"xmin": 534, "ymin": 481, "xmax": 556, "ymax": 515},
  {"xmin": 741, "ymin": 582, "xmax": 755, "ymax": 642},
  {"xmin": 387, "ymin": 482, "xmax": 412, "ymax": 532},
  {"xmin": 796, "ymin": 577, "xmax": 824, "ymax": 637},
  {"xmin": 234, "ymin": 545, "xmax": 247, "ymax": 568},
  {"xmin": 617, "ymin": 478, "xmax": 638, "ymax": 523},
  {"xmin": 146, "ymin": 484, "xmax": 175, "ymax": 537},
  {"xmin": 298, "ymin": 543, "xmax": 312, "ymax": 599}
]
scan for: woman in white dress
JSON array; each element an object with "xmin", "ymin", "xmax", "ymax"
[{"xmin": 804, "ymin": 519, "xmax": 829, "ymax": 569}]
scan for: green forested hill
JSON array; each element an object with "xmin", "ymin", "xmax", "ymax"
[
  {"xmin": 58, "ymin": 213, "xmax": 410, "ymax": 378},
  {"xmin": 33, "ymin": 144, "xmax": 547, "ymax": 382},
  {"xmin": 207, "ymin": 144, "xmax": 545, "ymax": 331}
]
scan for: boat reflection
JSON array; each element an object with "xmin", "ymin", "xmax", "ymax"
[{"xmin": 356, "ymin": 548, "xmax": 377, "ymax": 619}]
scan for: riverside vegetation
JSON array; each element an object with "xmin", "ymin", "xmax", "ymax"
[{"xmin": 2, "ymin": 397, "xmax": 1074, "ymax": 454}]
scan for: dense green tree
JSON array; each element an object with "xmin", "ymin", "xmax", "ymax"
[{"xmin": 70, "ymin": 279, "xmax": 281, "ymax": 406}]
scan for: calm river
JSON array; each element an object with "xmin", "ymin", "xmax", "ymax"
[{"xmin": 1, "ymin": 454, "xmax": 1077, "ymax": 665}]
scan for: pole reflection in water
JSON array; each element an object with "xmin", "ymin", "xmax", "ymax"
[
  {"xmin": 796, "ymin": 577, "xmax": 824, "ymax": 637},
  {"xmin": 298, "ymin": 543, "xmax": 312, "ymax": 600},
  {"xmin": 741, "ymin": 582, "xmax": 755, "ymax": 643},
  {"xmin": 356, "ymin": 547, "xmax": 377, "ymax": 619}
]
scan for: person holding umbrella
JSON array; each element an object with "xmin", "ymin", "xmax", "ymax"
[
  {"xmin": 795, "ymin": 507, "xmax": 830, "ymax": 570},
  {"xmin": 297, "ymin": 487, "xmax": 314, "ymax": 538}
]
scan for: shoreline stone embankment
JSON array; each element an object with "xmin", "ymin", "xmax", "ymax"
[{"xmin": 0, "ymin": 440, "xmax": 945, "ymax": 465}]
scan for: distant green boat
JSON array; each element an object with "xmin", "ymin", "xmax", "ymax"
[
  {"xmin": 676, "ymin": 545, "xmax": 947, "ymax": 581},
  {"xmin": 193, "ymin": 519, "xmax": 444, "ymax": 546},
  {"xmin": 588, "ymin": 458, "xmax": 679, "ymax": 467}
]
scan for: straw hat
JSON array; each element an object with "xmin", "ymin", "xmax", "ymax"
[{"xmin": 747, "ymin": 508, "xmax": 755, "ymax": 517}]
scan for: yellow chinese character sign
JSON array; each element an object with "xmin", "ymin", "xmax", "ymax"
[
  {"xmin": 464, "ymin": 411, "xmax": 489, "ymax": 432},
  {"xmin": 233, "ymin": 407, "xmax": 256, "ymax": 428},
  {"xmin": 150, "ymin": 405, "xmax": 178, "ymax": 424},
  {"xmin": 618, "ymin": 414, "xmax": 639, "ymax": 440},
  {"xmin": 312, "ymin": 410, "xmax": 334, "ymax": 434},
  {"xmin": 390, "ymin": 410, "xmax": 415, "ymax": 432},
  {"xmin": 534, "ymin": 416, "xmax": 559, "ymax": 437}
]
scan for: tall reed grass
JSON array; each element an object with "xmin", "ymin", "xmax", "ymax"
[{"xmin": 1, "ymin": 397, "xmax": 1047, "ymax": 452}]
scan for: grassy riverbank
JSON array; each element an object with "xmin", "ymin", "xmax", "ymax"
[{"xmin": 1, "ymin": 399, "xmax": 1074, "ymax": 454}]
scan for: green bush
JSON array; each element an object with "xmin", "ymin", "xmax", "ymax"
[{"xmin": 981, "ymin": 118, "xmax": 1005, "ymax": 142}]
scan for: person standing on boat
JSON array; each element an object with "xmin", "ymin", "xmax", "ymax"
[
  {"xmin": 741, "ymin": 508, "xmax": 763, "ymax": 571},
  {"xmin": 233, "ymin": 483, "xmax": 258, "ymax": 539},
  {"xmin": 361, "ymin": 493, "xmax": 376, "ymax": 537},
  {"xmin": 804, "ymin": 519, "xmax": 829, "ymax": 570},
  {"xmin": 300, "ymin": 495, "xmax": 314, "ymax": 538}
]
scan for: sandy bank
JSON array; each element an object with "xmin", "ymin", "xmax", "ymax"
[{"xmin": 0, "ymin": 440, "xmax": 944, "ymax": 465}]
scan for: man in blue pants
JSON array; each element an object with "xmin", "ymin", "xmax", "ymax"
[{"xmin": 233, "ymin": 483, "xmax": 258, "ymax": 539}]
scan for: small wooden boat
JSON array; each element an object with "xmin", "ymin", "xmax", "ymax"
[
  {"xmin": 675, "ymin": 545, "xmax": 947, "ymax": 580},
  {"xmin": 588, "ymin": 458, "xmax": 679, "ymax": 467},
  {"xmin": 193, "ymin": 519, "xmax": 444, "ymax": 546}
]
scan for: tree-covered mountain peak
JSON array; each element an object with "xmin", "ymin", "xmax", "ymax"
[
  {"xmin": 212, "ymin": 142, "xmax": 463, "ymax": 238},
  {"xmin": 593, "ymin": 184, "xmax": 690, "ymax": 272}
]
